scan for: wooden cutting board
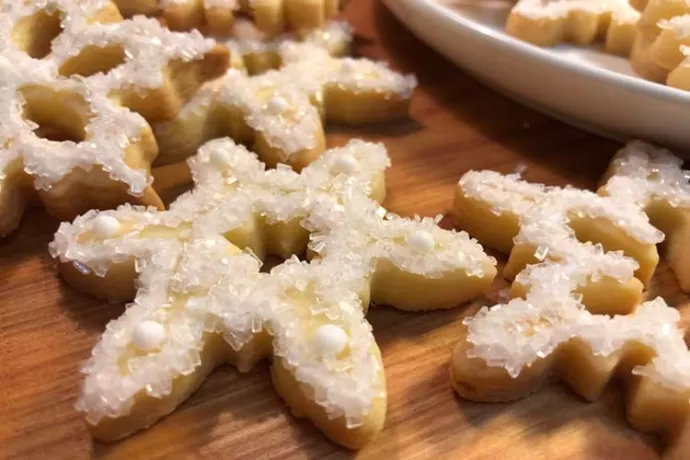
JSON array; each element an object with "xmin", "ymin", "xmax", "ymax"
[{"xmin": 3, "ymin": 1, "xmax": 688, "ymax": 458}]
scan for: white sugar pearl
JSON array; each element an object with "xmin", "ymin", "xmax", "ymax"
[
  {"xmin": 133, "ymin": 320, "xmax": 166, "ymax": 351},
  {"xmin": 209, "ymin": 149, "xmax": 232, "ymax": 169},
  {"xmin": 91, "ymin": 215, "xmax": 120, "ymax": 238},
  {"xmin": 332, "ymin": 155, "xmax": 358, "ymax": 175},
  {"xmin": 407, "ymin": 230, "xmax": 435, "ymax": 252},
  {"xmin": 341, "ymin": 59, "xmax": 358, "ymax": 74},
  {"xmin": 267, "ymin": 95, "xmax": 289, "ymax": 114},
  {"xmin": 313, "ymin": 324, "xmax": 349, "ymax": 356}
]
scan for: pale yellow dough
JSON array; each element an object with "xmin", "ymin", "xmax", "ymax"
[
  {"xmin": 113, "ymin": 0, "xmax": 343, "ymax": 37},
  {"xmin": 449, "ymin": 141, "xmax": 690, "ymax": 459},
  {"xmin": 52, "ymin": 139, "xmax": 497, "ymax": 448},
  {"xmin": 0, "ymin": 0, "xmax": 230, "ymax": 236}
]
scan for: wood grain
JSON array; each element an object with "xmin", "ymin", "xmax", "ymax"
[{"xmin": 2, "ymin": 1, "xmax": 688, "ymax": 459}]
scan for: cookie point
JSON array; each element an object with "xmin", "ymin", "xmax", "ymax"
[
  {"xmin": 91, "ymin": 215, "xmax": 121, "ymax": 238},
  {"xmin": 313, "ymin": 324, "xmax": 349, "ymax": 356},
  {"xmin": 133, "ymin": 321, "xmax": 166, "ymax": 351},
  {"xmin": 332, "ymin": 154, "xmax": 359, "ymax": 175},
  {"xmin": 407, "ymin": 230, "xmax": 435, "ymax": 252}
]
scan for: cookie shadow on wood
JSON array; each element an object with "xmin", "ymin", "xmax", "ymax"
[
  {"xmin": 92, "ymin": 361, "xmax": 358, "ymax": 459},
  {"xmin": 0, "ymin": 209, "xmax": 58, "ymax": 268},
  {"xmin": 326, "ymin": 118, "xmax": 424, "ymax": 141},
  {"xmin": 56, "ymin": 284, "xmax": 125, "ymax": 333},
  {"xmin": 447, "ymin": 379, "xmax": 662, "ymax": 459}
]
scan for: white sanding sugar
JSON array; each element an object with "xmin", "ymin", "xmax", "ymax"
[
  {"xmin": 50, "ymin": 138, "xmax": 495, "ymax": 427},
  {"xmin": 0, "ymin": 0, "xmax": 215, "ymax": 194},
  {"xmin": 460, "ymin": 140, "xmax": 690, "ymax": 395}
]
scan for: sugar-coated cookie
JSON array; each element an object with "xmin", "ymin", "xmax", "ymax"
[
  {"xmin": 152, "ymin": 41, "xmax": 417, "ymax": 167},
  {"xmin": 227, "ymin": 19, "xmax": 353, "ymax": 75},
  {"xmin": 449, "ymin": 140, "xmax": 690, "ymax": 459},
  {"xmin": 505, "ymin": 0, "xmax": 640, "ymax": 56},
  {"xmin": 667, "ymin": 45, "xmax": 690, "ymax": 89},
  {"xmin": 598, "ymin": 140, "xmax": 690, "ymax": 291},
  {"xmin": 50, "ymin": 138, "xmax": 496, "ymax": 448},
  {"xmin": 113, "ymin": 0, "xmax": 344, "ymax": 36},
  {"xmin": 631, "ymin": 0, "xmax": 690, "ymax": 84},
  {"xmin": 0, "ymin": 0, "xmax": 230, "ymax": 236},
  {"xmin": 646, "ymin": 14, "xmax": 690, "ymax": 89},
  {"xmin": 630, "ymin": 31, "xmax": 671, "ymax": 82},
  {"xmin": 1, "ymin": 0, "xmax": 411, "ymax": 239}
]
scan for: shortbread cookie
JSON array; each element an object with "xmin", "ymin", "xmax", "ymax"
[
  {"xmin": 599, "ymin": 140, "xmax": 690, "ymax": 291},
  {"xmin": 505, "ymin": 0, "xmax": 640, "ymax": 56},
  {"xmin": 631, "ymin": 0, "xmax": 690, "ymax": 82},
  {"xmin": 229, "ymin": 19, "xmax": 352, "ymax": 74},
  {"xmin": 0, "ymin": 0, "xmax": 230, "ymax": 236},
  {"xmin": 114, "ymin": 0, "xmax": 343, "ymax": 36},
  {"xmin": 644, "ymin": 14, "xmax": 690, "ymax": 89},
  {"xmin": 637, "ymin": 0, "xmax": 690, "ymax": 36},
  {"xmin": 452, "ymin": 296, "xmax": 690, "ymax": 458},
  {"xmin": 50, "ymin": 138, "xmax": 497, "ymax": 448},
  {"xmin": 6, "ymin": 1, "xmax": 229, "ymax": 123},
  {"xmin": 667, "ymin": 44, "xmax": 690, "ymax": 88},
  {"xmin": 630, "ymin": 31, "xmax": 672, "ymax": 81},
  {"xmin": 452, "ymin": 168, "xmax": 662, "ymax": 314},
  {"xmin": 450, "ymin": 140, "xmax": 690, "ymax": 458},
  {"xmin": 153, "ymin": 42, "xmax": 417, "ymax": 167},
  {"xmin": 649, "ymin": 15, "xmax": 690, "ymax": 69}
]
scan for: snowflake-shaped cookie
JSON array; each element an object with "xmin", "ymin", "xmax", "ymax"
[
  {"xmin": 153, "ymin": 40, "xmax": 417, "ymax": 167},
  {"xmin": 449, "ymin": 140, "xmax": 690, "ymax": 458},
  {"xmin": 226, "ymin": 19, "xmax": 353, "ymax": 74},
  {"xmin": 0, "ymin": 0, "xmax": 229, "ymax": 236},
  {"xmin": 506, "ymin": 0, "xmax": 640, "ymax": 55},
  {"xmin": 631, "ymin": 0, "xmax": 690, "ymax": 84},
  {"xmin": 113, "ymin": 0, "xmax": 344, "ymax": 36},
  {"xmin": 639, "ymin": 5, "xmax": 690, "ymax": 89},
  {"xmin": 50, "ymin": 137, "xmax": 496, "ymax": 448}
]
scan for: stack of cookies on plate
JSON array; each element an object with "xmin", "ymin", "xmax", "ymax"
[{"xmin": 504, "ymin": 0, "xmax": 690, "ymax": 91}]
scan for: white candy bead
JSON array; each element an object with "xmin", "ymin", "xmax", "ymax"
[
  {"xmin": 332, "ymin": 154, "xmax": 358, "ymax": 175},
  {"xmin": 407, "ymin": 230, "xmax": 435, "ymax": 252},
  {"xmin": 313, "ymin": 324, "xmax": 349, "ymax": 356},
  {"xmin": 266, "ymin": 95, "xmax": 289, "ymax": 114},
  {"xmin": 91, "ymin": 215, "xmax": 121, "ymax": 238},
  {"xmin": 209, "ymin": 148, "xmax": 232, "ymax": 169},
  {"xmin": 340, "ymin": 59, "xmax": 358, "ymax": 74},
  {"xmin": 132, "ymin": 320, "xmax": 166, "ymax": 351}
]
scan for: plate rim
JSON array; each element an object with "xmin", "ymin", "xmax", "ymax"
[{"xmin": 384, "ymin": 0, "xmax": 690, "ymax": 105}]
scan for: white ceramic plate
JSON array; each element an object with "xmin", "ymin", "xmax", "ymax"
[{"xmin": 382, "ymin": 0, "xmax": 690, "ymax": 152}]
